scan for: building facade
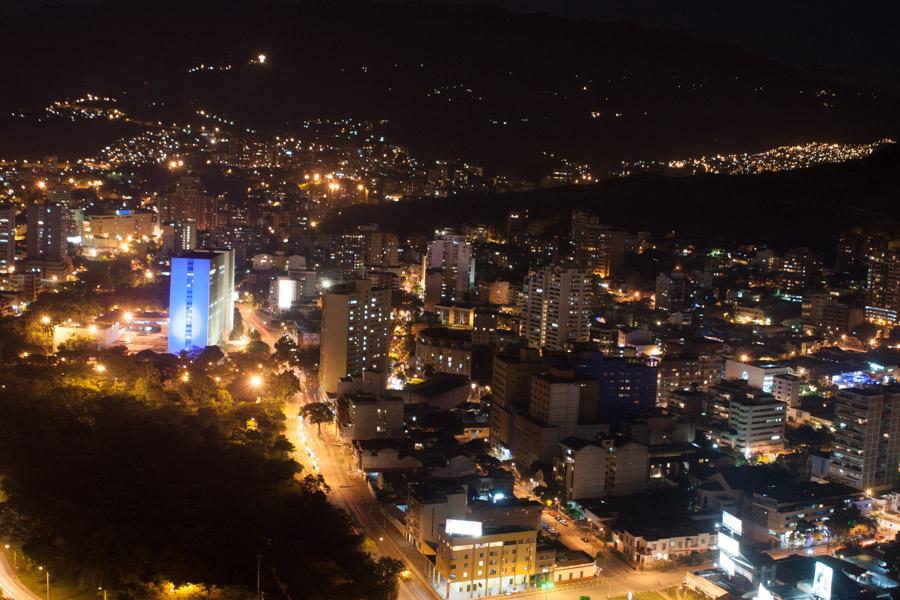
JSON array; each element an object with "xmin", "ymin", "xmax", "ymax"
[{"xmin": 167, "ymin": 249, "xmax": 235, "ymax": 353}]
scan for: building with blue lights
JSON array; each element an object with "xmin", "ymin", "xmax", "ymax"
[{"xmin": 167, "ymin": 249, "xmax": 234, "ymax": 353}]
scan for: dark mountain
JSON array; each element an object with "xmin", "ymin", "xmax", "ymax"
[
  {"xmin": 0, "ymin": 0, "xmax": 897, "ymax": 173},
  {"xmin": 321, "ymin": 143, "xmax": 900, "ymax": 252}
]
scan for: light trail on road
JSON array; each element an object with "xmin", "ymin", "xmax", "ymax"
[{"xmin": 0, "ymin": 553, "xmax": 40, "ymax": 600}]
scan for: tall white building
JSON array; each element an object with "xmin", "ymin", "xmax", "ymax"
[
  {"xmin": 521, "ymin": 266, "xmax": 591, "ymax": 350},
  {"xmin": 319, "ymin": 280, "xmax": 392, "ymax": 395},
  {"xmin": 422, "ymin": 231, "xmax": 473, "ymax": 310}
]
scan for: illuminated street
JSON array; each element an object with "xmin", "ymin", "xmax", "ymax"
[{"xmin": 0, "ymin": 553, "xmax": 40, "ymax": 600}]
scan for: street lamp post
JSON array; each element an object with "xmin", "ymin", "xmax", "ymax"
[
  {"xmin": 3, "ymin": 544, "xmax": 16, "ymax": 577},
  {"xmin": 38, "ymin": 566, "xmax": 49, "ymax": 600}
]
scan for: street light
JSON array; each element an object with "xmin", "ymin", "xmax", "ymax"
[
  {"xmin": 40, "ymin": 315, "xmax": 51, "ymax": 325},
  {"xmin": 249, "ymin": 374, "xmax": 263, "ymax": 388},
  {"xmin": 3, "ymin": 544, "xmax": 16, "ymax": 577},
  {"xmin": 541, "ymin": 580, "xmax": 553, "ymax": 600},
  {"xmin": 38, "ymin": 566, "xmax": 49, "ymax": 600}
]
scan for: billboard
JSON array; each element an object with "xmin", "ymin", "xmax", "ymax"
[
  {"xmin": 719, "ymin": 554, "xmax": 736, "ymax": 576},
  {"xmin": 445, "ymin": 519, "xmax": 483, "ymax": 537},
  {"xmin": 723, "ymin": 511, "xmax": 742, "ymax": 535},
  {"xmin": 719, "ymin": 531, "xmax": 739, "ymax": 557},
  {"xmin": 811, "ymin": 561, "xmax": 833, "ymax": 600},
  {"xmin": 277, "ymin": 278, "xmax": 297, "ymax": 311}
]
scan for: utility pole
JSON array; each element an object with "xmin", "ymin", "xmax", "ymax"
[{"xmin": 256, "ymin": 554, "xmax": 262, "ymax": 600}]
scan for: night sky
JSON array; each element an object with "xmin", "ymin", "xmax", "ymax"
[{"xmin": 4, "ymin": 0, "xmax": 898, "ymax": 94}]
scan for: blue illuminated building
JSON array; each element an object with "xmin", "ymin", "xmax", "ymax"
[{"xmin": 167, "ymin": 249, "xmax": 235, "ymax": 353}]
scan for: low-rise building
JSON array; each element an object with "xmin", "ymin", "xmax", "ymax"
[
  {"xmin": 433, "ymin": 525, "xmax": 537, "ymax": 599},
  {"xmin": 614, "ymin": 518, "xmax": 718, "ymax": 569},
  {"xmin": 337, "ymin": 393, "xmax": 405, "ymax": 441}
]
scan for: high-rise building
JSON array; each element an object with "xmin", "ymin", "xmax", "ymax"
[
  {"xmin": 571, "ymin": 211, "xmax": 625, "ymax": 277},
  {"xmin": 26, "ymin": 203, "xmax": 67, "ymax": 260},
  {"xmin": 331, "ymin": 230, "xmax": 368, "ymax": 279},
  {"xmin": 489, "ymin": 348, "xmax": 547, "ymax": 455},
  {"xmin": 167, "ymin": 249, "xmax": 235, "ymax": 353},
  {"xmin": 865, "ymin": 242, "xmax": 900, "ymax": 325},
  {"xmin": 0, "ymin": 205, "xmax": 16, "ymax": 271},
  {"xmin": 366, "ymin": 230, "xmax": 400, "ymax": 267},
  {"xmin": 655, "ymin": 271, "xmax": 686, "ymax": 312},
  {"xmin": 520, "ymin": 266, "xmax": 591, "ymax": 350},
  {"xmin": 779, "ymin": 247, "xmax": 822, "ymax": 298},
  {"xmin": 423, "ymin": 232, "xmax": 473, "ymax": 310},
  {"xmin": 160, "ymin": 177, "xmax": 217, "ymax": 231},
  {"xmin": 830, "ymin": 386, "xmax": 900, "ymax": 491},
  {"xmin": 319, "ymin": 280, "xmax": 392, "ymax": 395}
]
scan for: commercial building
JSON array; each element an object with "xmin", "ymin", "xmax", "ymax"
[
  {"xmin": 167, "ymin": 249, "xmax": 235, "ymax": 353},
  {"xmin": 521, "ymin": 266, "xmax": 591, "ymax": 350},
  {"xmin": 655, "ymin": 271, "xmax": 687, "ymax": 312},
  {"xmin": 573, "ymin": 352, "xmax": 659, "ymax": 421},
  {"xmin": 319, "ymin": 279, "xmax": 392, "ymax": 395},
  {"xmin": 433, "ymin": 524, "xmax": 536, "ymax": 599},
  {"xmin": 724, "ymin": 359, "xmax": 792, "ymax": 393},
  {"xmin": 84, "ymin": 211, "xmax": 154, "ymax": 244},
  {"xmin": 727, "ymin": 393, "xmax": 786, "ymax": 457},
  {"xmin": 830, "ymin": 386, "xmax": 900, "ymax": 491},
  {"xmin": 555, "ymin": 435, "xmax": 649, "ymax": 500}
]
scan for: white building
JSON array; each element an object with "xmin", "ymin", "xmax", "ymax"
[
  {"xmin": 727, "ymin": 394, "xmax": 786, "ymax": 457},
  {"xmin": 521, "ymin": 266, "xmax": 591, "ymax": 350},
  {"xmin": 771, "ymin": 373, "xmax": 801, "ymax": 408},
  {"xmin": 724, "ymin": 359, "xmax": 791, "ymax": 393}
]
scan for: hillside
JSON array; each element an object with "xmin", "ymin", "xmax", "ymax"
[
  {"xmin": 0, "ymin": 0, "xmax": 897, "ymax": 173},
  {"xmin": 321, "ymin": 143, "xmax": 900, "ymax": 251}
]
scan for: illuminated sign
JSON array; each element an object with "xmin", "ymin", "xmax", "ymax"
[
  {"xmin": 723, "ymin": 511, "xmax": 742, "ymax": 535},
  {"xmin": 719, "ymin": 554, "xmax": 736, "ymax": 576},
  {"xmin": 811, "ymin": 561, "xmax": 833, "ymax": 600},
  {"xmin": 758, "ymin": 584, "xmax": 774, "ymax": 600},
  {"xmin": 277, "ymin": 278, "xmax": 296, "ymax": 311},
  {"xmin": 445, "ymin": 519, "xmax": 483, "ymax": 537},
  {"xmin": 718, "ymin": 531, "xmax": 739, "ymax": 557}
]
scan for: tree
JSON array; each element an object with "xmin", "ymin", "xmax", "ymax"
[
  {"xmin": 300, "ymin": 402, "xmax": 334, "ymax": 435},
  {"xmin": 828, "ymin": 504, "xmax": 876, "ymax": 543}
]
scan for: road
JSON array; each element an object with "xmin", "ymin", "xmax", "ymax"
[
  {"xmin": 286, "ymin": 392, "xmax": 440, "ymax": 600},
  {"xmin": 237, "ymin": 303, "xmax": 283, "ymax": 349},
  {"xmin": 0, "ymin": 552, "xmax": 40, "ymax": 600}
]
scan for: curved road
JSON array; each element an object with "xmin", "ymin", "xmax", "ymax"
[{"xmin": 0, "ymin": 553, "xmax": 40, "ymax": 600}]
